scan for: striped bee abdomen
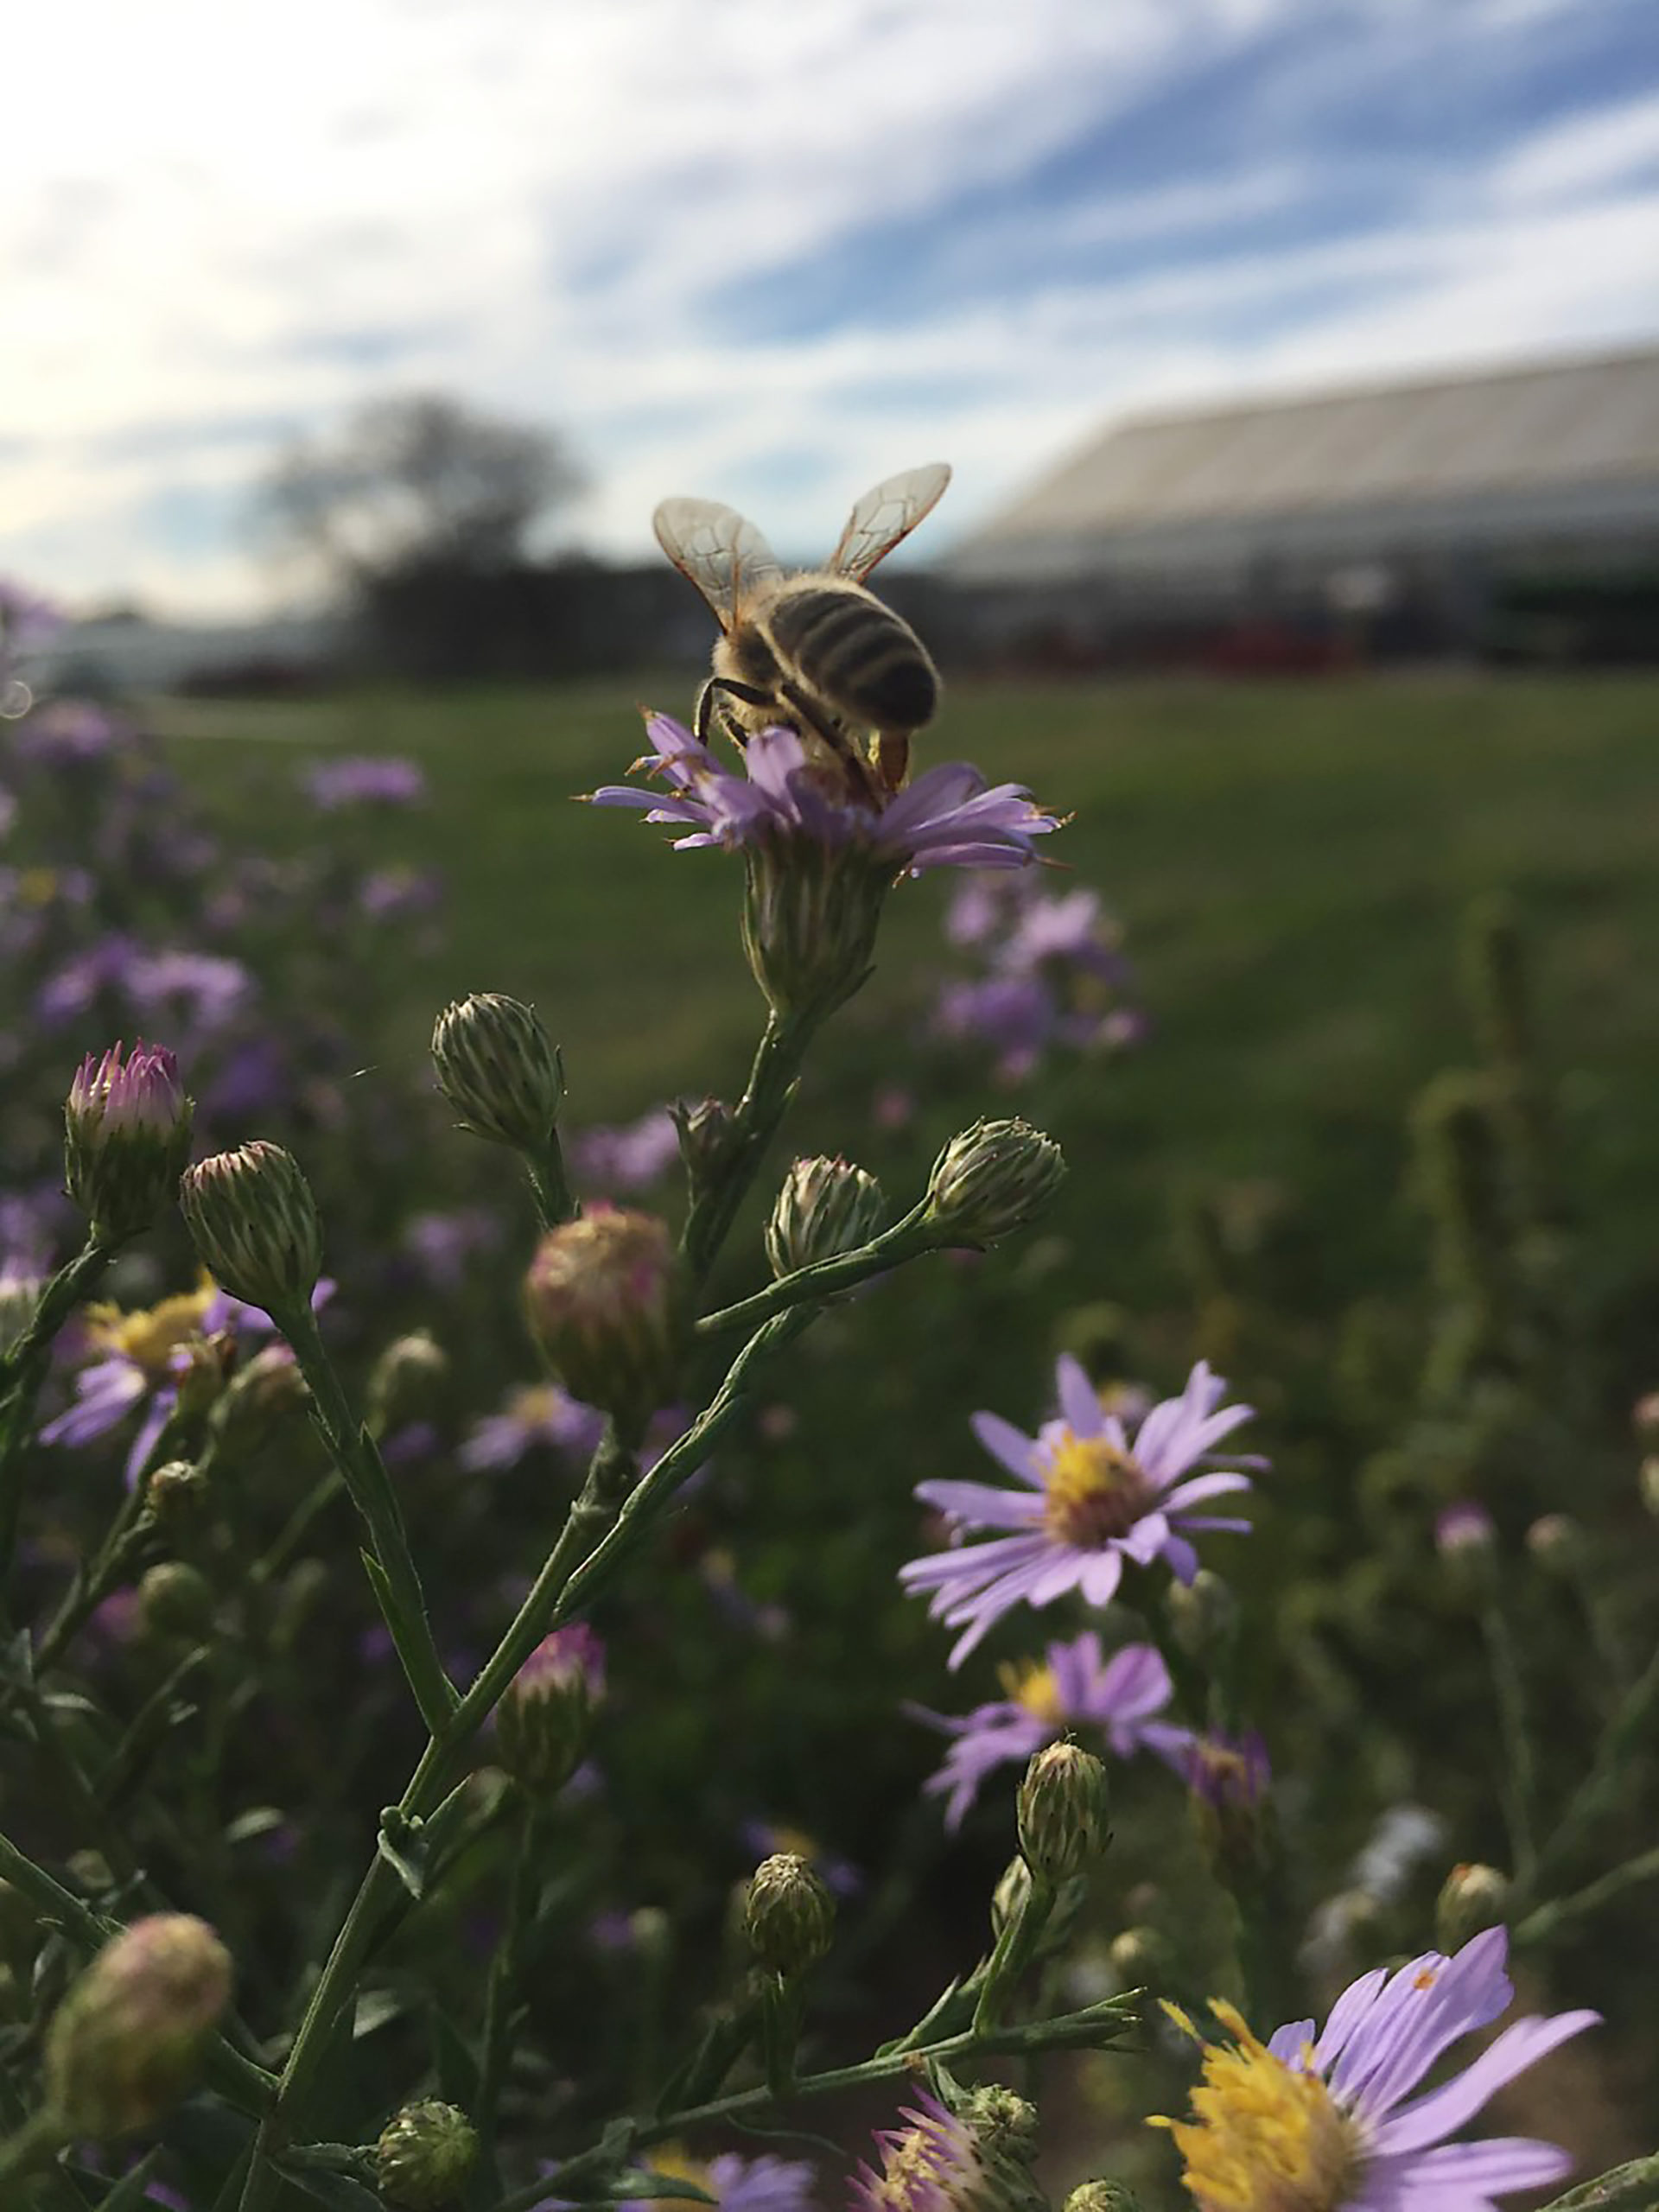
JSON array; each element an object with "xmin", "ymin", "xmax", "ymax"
[{"xmin": 765, "ymin": 583, "xmax": 938, "ymax": 731}]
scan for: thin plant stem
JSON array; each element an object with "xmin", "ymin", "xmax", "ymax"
[
  {"xmin": 0, "ymin": 1239, "xmax": 119, "ymax": 1600},
  {"xmin": 697, "ymin": 1205, "xmax": 935, "ymax": 1339},
  {"xmin": 476, "ymin": 1801, "xmax": 544, "ymax": 2175},
  {"xmin": 1480, "ymin": 1598, "xmax": 1537, "ymax": 1885},
  {"xmin": 1516, "ymin": 1845, "xmax": 1659, "ymax": 1950},
  {"xmin": 525, "ymin": 1128, "xmax": 576, "ymax": 1231},
  {"xmin": 238, "ymin": 1306, "xmax": 814, "ymax": 2209},
  {"xmin": 1541, "ymin": 2153, "xmax": 1659, "ymax": 2212},
  {"xmin": 682, "ymin": 1012, "xmax": 817, "ymax": 1287},
  {"xmin": 276, "ymin": 1302, "xmax": 456, "ymax": 1732},
  {"xmin": 1518, "ymin": 1637, "xmax": 1659, "ymax": 1909}
]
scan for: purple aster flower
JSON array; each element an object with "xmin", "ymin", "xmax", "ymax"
[
  {"xmin": 304, "ymin": 755, "xmax": 427, "ymax": 809},
  {"xmin": 200, "ymin": 1036, "xmax": 292, "ymax": 1123},
  {"xmin": 0, "ymin": 577, "xmax": 63, "ymax": 653},
  {"xmin": 359, "ymin": 865, "xmax": 443, "ymax": 919},
  {"xmin": 589, "ymin": 715, "xmax": 1059, "ymax": 876},
  {"xmin": 401, "ymin": 1207, "xmax": 503, "ymax": 1290},
  {"xmin": 912, "ymin": 1634, "xmax": 1192, "ymax": 1830},
  {"xmin": 16, "ymin": 701, "xmax": 124, "ymax": 763},
  {"xmin": 1180, "ymin": 1728, "xmax": 1271, "ymax": 1813},
  {"xmin": 850, "ymin": 2090, "xmax": 984, "ymax": 2212},
  {"xmin": 569, "ymin": 1108, "xmax": 682, "ymax": 1197},
  {"xmin": 37, "ymin": 935, "xmax": 144, "ymax": 1025},
  {"xmin": 613, "ymin": 2152, "xmax": 815, "ymax": 2212},
  {"xmin": 1154, "ymin": 1927, "xmax": 1598, "ymax": 2212},
  {"xmin": 126, "ymin": 950, "xmax": 255, "ymax": 1036},
  {"xmin": 1436, "ymin": 1501, "xmax": 1496, "ymax": 1555},
  {"xmin": 899, "ymin": 1357, "xmax": 1261, "ymax": 1667},
  {"xmin": 460, "ymin": 1382, "xmax": 607, "ymax": 1473},
  {"xmin": 931, "ymin": 974, "xmax": 1054, "ymax": 1083}
]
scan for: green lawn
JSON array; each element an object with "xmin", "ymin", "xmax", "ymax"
[{"xmin": 156, "ymin": 671, "xmax": 1659, "ymax": 1316}]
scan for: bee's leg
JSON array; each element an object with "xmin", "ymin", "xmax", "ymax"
[
  {"xmin": 874, "ymin": 732, "xmax": 910, "ymax": 793},
  {"xmin": 696, "ymin": 676, "xmax": 773, "ymax": 750},
  {"xmin": 775, "ymin": 676, "xmax": 881, "ymax": 800}
]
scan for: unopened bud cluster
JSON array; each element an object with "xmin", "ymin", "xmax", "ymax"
[
  {"xmin": 744, "ymin": 1851, "xmax": 836, "ymax": 1978},
  {"xmin": 180, "ymin": 1142, "xmax": 323, "ymax": 1314},
  {"xmin": 1017, "ymin": 1740, "xmax": 1109, "ymax": 1885},
  {"xmin": 431, "ymin": 993, "xmax": 563, "ymax": 1151},
  {"xmin": 495, "ymin": 1625, "xmax": 604, "ymax": 1797},
  {"xmin": 64, "ymin": 1039, "xmax": 194, "ymax": 1243},
  {"xmin": 927, "ymin": 1119, "xmax": 1065, "ymax": 1247},
  {"xmin": 45, "ymin": 1913, "xmax": 232, "ymax": 2139},
  {"xmin": 524, "ymin": 1207, "xmax": 687, "ymax": 1436},
  {"xmin": 375, "ymin": 2099, "xmax": 480, "ymax": 2209},
  {"xmin": 766, "ymin": 1154, "xmax": 887, "ymax": 1277}
]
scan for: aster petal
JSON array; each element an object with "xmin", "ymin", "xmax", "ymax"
[
  {"xmin": 1077, "ymin": 1548, "xmax": 1126, "ymax": 1605},
  {"xmin": 912, "ymin": 1478, "xmax": 1044, "ymax": 1529},
  {"xmin": 39, "ymin": 1362, "xmax": 147, "ymax": 1445},
  {"xmin": 1054, "ymin": 1353, "xmax": 1104, "ymax": 1437},
  {"xmin": 1025, "ymin": 1549, "xmax": 1092, "ymax": 1606},
  {"xmin": 969, "ymin": 1409, "xmax": 1046, "ymax": 1486},
  {"xmin": 899, "ymin": 1531, "xmax": 1052, "ymax": 1594},
  {"xmin": 1308, "ymin": 1967, "xmax": 1390, "ymax": 2072},
  {"xmin": 1160, "ymin": 1533, "xmax": 1200, "ymax": 1584},
  {"xmin": 1371, "ymin": 2011, "xmax": 1600, "ymax": 2156},
  {"xmin": 123, "ymin": 1389, "xmax": 178, "ymax": 1488},
  {"xmin": 1160, "ymin": 1471, "xmax": 1254, "ymax": 1511},
  {"xmin": 1337, "ymin": 1930, "xmax": 1516, "ymax": 2113},
  {"xmin": 1090, "ymin": 1643, "xmax": 1174, "ymax": 1723},
  {"xmin": 1046, "ymin": 1630, "xmax": 1105, "ymax": 1707},
  {"xmin": 1268, "ymin": 2019, "xmax": 1316, "ymax": 2063},
  {"xmin": 1372, "ymin": 2135, "xmax": 1574, "ymax": 2204},
  {"xmin": 1116, "ymin": 1510, "xmax": 1171, "ymax": 1567}
]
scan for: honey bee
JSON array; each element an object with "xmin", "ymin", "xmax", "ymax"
[{"xmin": 652, "ymin": 461, "xmax": 951, "ymax": 796}]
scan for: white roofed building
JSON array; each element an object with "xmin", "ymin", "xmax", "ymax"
[{"xmin": 944, "ymin": 349, "xmax": 1659, "ymax": 663}]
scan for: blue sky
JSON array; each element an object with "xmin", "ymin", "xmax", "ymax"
[{"xmin": 4, "ymin": 0, "xmax": 1659, "ymax": 613}]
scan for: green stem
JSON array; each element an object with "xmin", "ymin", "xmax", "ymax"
[
  {"xmin": 477, "ymin": 1802, "xmax": 544, "ymax": 2172},
  {"xmin": 513, "ymin": 1994, "xmax": 1139, "ymax": 2212},
  {"xmin": 1481, "ymin": 1598, "xmax": 1537, "ymax": 1885},
  {"xmin": 0, "ymin": 1240, "xmax": 119, "ymax": 1601},
  {"xmin": 1541, "ymin": 2153, "xmax": 1659, "ymax": 2211},
  {"xmin": 682, "ymin": 1012, "xmax": 816, "ymax": 1288},
  {"xmin": 972, "ymin": 1873, "xmax": 1057, "ymax": 2033},
  {"xmin": 31, "ymin": 1491, "xmax": 156, "ymax": 1680},
  {"xmin": 277, "ymin": 1303, "xmax": 456, "ymax": 1733},
  {"xmin": 239, "ymin": 1308, "xmax": 813, "ymax": 2209},
  {"xmin": 697, "ymin": 1207, "xmax": 935, "ymax": 1339},
  {"xmin": 526, "ymin": 1129, "xmax": 576, "ymax": 1231},
  {"xmin": 1519, "ymin": 1637, "xmax": 1659, "ymax": 1908},
  {"xmin": 1516, "ymin": 1846, "xmax": 1659, "ymax": 1949},
  {"xmin": 250, "ymin": 1468, "xmax": 347, "ymax": 1586}
]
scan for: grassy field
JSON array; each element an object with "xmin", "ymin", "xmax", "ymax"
[{"xmin": 156, "ymin": 671, "xmax": 1659, "ymax": 1319}]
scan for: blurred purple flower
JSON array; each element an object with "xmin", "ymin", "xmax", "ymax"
[
  {"xmin": 461, "ymin": 1382, "xmax": 607, "ymax": 1473},
  {"xmin": 401, "ymin": 1207, "xmax": 502, "ymax": 1290},
  {"xmin": 900, "ymin": 1356, "xmax": 1262, "ymax": 1667},
  {"xmin": 37, "ymin": 934, "xmax": 143, "ymax": 1024},
  {"xmin": 1435, "ymin": 1500, "xmax": 1496, "ymax": 1555},
  {"xmin": 1179, "ymin": 1728, "xmax": 1272, "ymax": 1814},
  {"xmin": 359, "ymin": 866, "xmax": 443, "ymax": 919},
  {"xmin": 16, "ymin": 700, "xmax": 124, "ymax": 762},
  {"xmin": 304, "ymin": 755, "xmax": 427, "ymax": 809},
  {"xmin": 569, "ymin": 1108, "xmax": 681, "ymax": 1197},
  {"xmin": 0, "ymin": 577, "xmax": 63, "ymax": 652},
  {"xmin": 127, "ymin": 950, "xmax": 255, "ymax": 1035},
  {"xmin": 590, "ymin": 715, "xmax": 1060, "ymax": 874},
  {"xmin": 912, "ymin": 1634, "xmax": 1192, "ymax": 1830},
  {"xmin": 200, "ymin": 1035, "xmax": 292, "ymax": 1123}
]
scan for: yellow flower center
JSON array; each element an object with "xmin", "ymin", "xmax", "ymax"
[
  {"xmin": 1151, "ymin": 2002, "xmax": 1361, "ymax": 2212},
  {"xmin": 1042, "ymin": 1428, "xmax": 1153, "ymax": 1546},
  {"xmin": 83, "ymin": 1274, "xmax": 217, "ymax": 1378},
  {"xmin": 509, "ymin": 1382, "xmax": 572, "ymax": 1425},
  {"xmin": 641, "ymin": 2148, "xmax": 715, "ymax": 2212},
  {"xmin": 996, "ymin": 1657, "xmax": 1064, "ymax": 1725}
]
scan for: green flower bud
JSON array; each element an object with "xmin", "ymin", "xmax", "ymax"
[
  {"xmin": 741, "ymin": 840, "xmax": 891, "ymax": 1021},
  {"xmin": 210, "ymin": 1342, "xmax": 309, "ymax": 1452},
  {"xmin": 374, "ymin": 2100, "xmax": 480, "ymax": 2209},
  {"xmin": 179, "ymin": 1142, "xmax": 323, "ymax": 1316},
  {"xmin": 743, "ymin": 1852, "xmax": 835, "ymax": 1978},
  {"xmin": 494, "ymin": 1626, "xmax": 604, "ymax": 1797},
  {"xmin": 142, "ymin": 1459, "xmax": 211, "ymax": 1532},
  {"xmin": 138, "ymin": 1560, "xmax": 216, "ymax": 1642},
  {"xmin": 671, "ymin": 1095, "xmax": 735, "ymax": 1192},
  {"xmin": 1524, "ymin": 1513, "xmax": 1581, "ymax": 1571},
  {"xmin": 1435, "ymin": 1861, "xmax": 1511, "ymax": 1951},
  {"xmin": 0, "ymin": 1268, "xmax": 41, "ymax": 1358},
  {"xmin": 368, "ymin": 1330, "xmax": 448, "ymax": 1431},
  {"xmin": 957, "ymin": 2083, "xmax": 1039, "ymax": 2158},
  {"xmin": 765, "ymin": 1154, "xmax": 887, "ymax": 1277},
  {"xmin": 1064, "ymin": 2182, "xmax": 1144, "ymax": 2212},
  {"xmin": 1106, "ymin": 1925, "xmax": 1168, "ymax": 1986},
  {"xmin": 524, "ymin": 1207, "xmax": 689, "ymax": 1439},
  {"xmin": 431, "ymin": 994, "xmax": 563, "ymax": 1151},
  {"xmin": 926, "ymin": 1118, "xmax": 1066, "ymax": 1248},
  {"xmin": 45, "ymin": 1914, "xmax": 232, "ymax": 2139},
  {"xmin": 1165, "ymin": 1568, "xmax": 1238, "ymax": 1660},
  {"xmin": 1017, "ymin": 1740, "xmax": 1109, "ymax": 1885},
  {"xmin": 63, "ymin": 1040, "xmax": 194, "ymax": 1244},
  {"xmin": 989, "ymin": 1854, "xmax": 1033, "ymax": 1940}
]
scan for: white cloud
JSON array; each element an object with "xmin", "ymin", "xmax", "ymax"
[{"xmin": 1, "ymin": 0, "xmax": 1656, "ymax": 612}]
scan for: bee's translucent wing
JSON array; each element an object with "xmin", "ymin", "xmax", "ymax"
[
  {"xmin": 653, "ymin": 498, "xmax": 783, "ymax": 629},
  {"xmin": 828, "ymin": 462, "xmax": 951, "ymax": 581}
]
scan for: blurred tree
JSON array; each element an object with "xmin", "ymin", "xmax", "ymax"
[
  {"xmin": 259, "ymin": 395, "xmax": 588, "ymax": 677},
  {"xmin": 264, "ymin": 393, "xmax": 584, "ymax": 586}
]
